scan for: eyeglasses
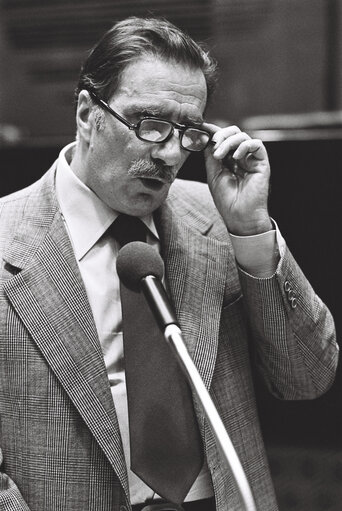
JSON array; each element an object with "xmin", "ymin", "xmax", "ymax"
[{"xmin": 88, "ymin": 90, "xmax": 213, "ymax": 152}]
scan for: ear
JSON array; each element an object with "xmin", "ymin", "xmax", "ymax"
[{"xmin": 75, "ymin": 90, "xmax": 95, "ymax": 143}]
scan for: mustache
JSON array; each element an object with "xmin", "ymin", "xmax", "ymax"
[{"xmin": 128, "ymin": 159, "xmax": 175, "ymax": 184}]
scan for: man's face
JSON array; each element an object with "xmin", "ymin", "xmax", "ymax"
[{"xmin": 77, "ymin": 56, "xmax": 207, "ymax": 216}]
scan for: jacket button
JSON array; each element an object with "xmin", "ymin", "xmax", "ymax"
[
  {"xmin": 288, "ymin": 290, "xmax": 296, "ymax": 301},
  {"xmin": 284, "ymin": 281, "xmax": 291, "ymax": 292},
  {"xmin": 290, "ymin": 297, "xmax": 298, "ymax": 309}
]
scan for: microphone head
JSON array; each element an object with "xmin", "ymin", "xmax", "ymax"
[{"xmin": 116, "ymin": 241, "xmax": 164, "ymax": 289}]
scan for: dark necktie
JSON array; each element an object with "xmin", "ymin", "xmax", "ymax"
[{"xmin": 110, "ymin": 214, "xmax": 203, "ymax": 504}]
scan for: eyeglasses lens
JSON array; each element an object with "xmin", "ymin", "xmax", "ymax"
[
  {"xmin": 182, "ymin": 128, "xmax": 210, "ymax": 151},
  {"xmin": 139, "ymin": 119, "xmax": 172, "ymax": 142},
  {"xmin": 138, "ymin": 120, "xmax": 210, "ymax": 151}
]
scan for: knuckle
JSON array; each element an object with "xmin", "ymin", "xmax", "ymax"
[{"xmin": 230, "ymin": 125, "xmax": 241, "ymax": 133}]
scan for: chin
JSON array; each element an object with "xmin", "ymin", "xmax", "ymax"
[
  {"xmin": 110, "ymin": 186, "xmax": 169, "ymax": 217},
  {"xmin": 133, "ymin": 192, "xmax": 169, "ymax": 216},
  {"xmin": 117, "ymin": 201, "xmax": 160, "ymax": 218}
]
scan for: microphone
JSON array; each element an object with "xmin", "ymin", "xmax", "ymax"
[{"xmin": 116, "ymin": 241, "xmax": 178, "ymax": 331}]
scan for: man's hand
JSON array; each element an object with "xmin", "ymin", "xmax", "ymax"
[{"xmin": 203, "ymin": 124, "xmax": 273, "ymax": 236}]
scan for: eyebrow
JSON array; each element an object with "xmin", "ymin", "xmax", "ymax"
[{"xmin": 124, "ymin": 104, "xmax": 204, "ymax": 126}]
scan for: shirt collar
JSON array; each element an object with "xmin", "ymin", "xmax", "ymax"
[{"xmin": 55, "ymin": 142, "xmax": 159, "ymax": 260}]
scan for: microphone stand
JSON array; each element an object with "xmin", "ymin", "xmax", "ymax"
[
  {"xmin": 164, "ymin": 324, "xmax": 257, "ymax": 511},
  {"xmin": 141, "ymin": 275, "xmax": 257, "ymax": 511}
]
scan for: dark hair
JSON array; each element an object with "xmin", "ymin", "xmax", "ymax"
[{"xmin": 75, "ymin": 16, "xmax": 217, "ymax": 105}]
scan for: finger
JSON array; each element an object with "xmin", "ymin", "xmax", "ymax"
[
  {"xmin": 213, "ymin": 132, "xmax": 251, "ymax": 159},
  {"xmin": 233, "ymin": 139, "xmax": 267, "ymax": 161},
  {"xmin": 202, "ymin": 123, "xmax": 241, "ymax": 148},
  {"xmin": 201, "ymin": 122, "xmax": 221, "ymax": 134}
]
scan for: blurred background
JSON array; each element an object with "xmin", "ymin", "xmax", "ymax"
[{"xmin": 0, "ymin": 1, "xmax": 341, "ymax": 509}]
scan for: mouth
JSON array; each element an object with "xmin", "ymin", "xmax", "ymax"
[{"xmin": 138, "ymin": 177, "xmax": 167, "ymax": 191}]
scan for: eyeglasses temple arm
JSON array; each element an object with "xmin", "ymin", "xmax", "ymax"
[{"xmin": 88, "ymin": 90, "xmax": 136, "ymax": 130}]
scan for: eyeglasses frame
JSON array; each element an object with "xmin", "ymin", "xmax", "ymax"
[{"xmin": 88, "ymin": 90, "xmax": 213, "ymax": 152}]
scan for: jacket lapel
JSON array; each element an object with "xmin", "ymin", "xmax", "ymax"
[
  {"xmin": 155, "ymin": 186, "xmax": 230, "ymax": 392},
  {"xmin": 2, "ymin": 168, "xmax": 129, "ymax": 501}
]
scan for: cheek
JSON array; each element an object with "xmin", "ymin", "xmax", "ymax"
[{"xmin": 90, "ymin": 124, "xmax": 161, "ymax": 186}]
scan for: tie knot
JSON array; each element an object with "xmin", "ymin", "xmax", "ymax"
[{"xmin": 109, "ymin": 214, "xmax": 147, "ymax": 247}]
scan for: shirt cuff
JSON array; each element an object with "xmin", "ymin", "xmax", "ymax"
[{"xmin": 230, "ymin": 224, "xmax": 282, "ymax": 278}]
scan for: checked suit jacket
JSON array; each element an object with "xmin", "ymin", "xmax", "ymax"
[{"xmin": 0, "ymin": 163, "xmax": 338, "ymax": 511}]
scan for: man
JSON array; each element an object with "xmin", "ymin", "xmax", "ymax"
[{"xmin": 0, "ymin": 16, "xmax": 338, "ymax": 511}]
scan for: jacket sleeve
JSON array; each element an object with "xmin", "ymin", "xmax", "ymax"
[
  {"xmin": 238, "ymin": 242, "xmax": 338, "ymax": 400},
  {"xmin": 0, "ymin": 450, "xmax": 31, "ymax": 510}
]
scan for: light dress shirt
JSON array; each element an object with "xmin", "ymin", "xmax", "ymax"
[{"xmin": 55, "ymin": 142, "xmax": 282, "ymax": 505}]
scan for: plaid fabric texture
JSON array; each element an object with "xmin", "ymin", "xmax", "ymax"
[{"xmin": 0, "ymin": 166, "xmax": 338, "ymax": 511}]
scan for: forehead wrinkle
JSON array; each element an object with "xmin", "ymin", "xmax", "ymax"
[
  {"xmin": 149, "ymin": 77, "xmax": 206, "ymax": 99},
  {"xmin": 119, "ymin": 84, "xmax": 205, "ymax": 103},
  {"xmin": 142, "ymin": 98, "xmax": 204, "ymax": 124},
  {"xmin": 144, "ymin": 89, "xmax": 205, "ymax": 107},
  {"xmin": 117, "ymin": 71, "xmax": 206, "ymax": 99}
]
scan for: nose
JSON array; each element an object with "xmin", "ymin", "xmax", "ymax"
[{"xmin": 150, "ymin": 131, "xmax": 184, "ymax": 168}]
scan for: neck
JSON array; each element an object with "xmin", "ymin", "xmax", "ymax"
[{"xmin": 69, "ymin": 140, "xmax": 87, "ymax": 183}]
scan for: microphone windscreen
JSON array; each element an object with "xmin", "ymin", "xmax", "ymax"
[{"xmin": 116, "ymin": 241, "xmax": 164, "ymax": 289}]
